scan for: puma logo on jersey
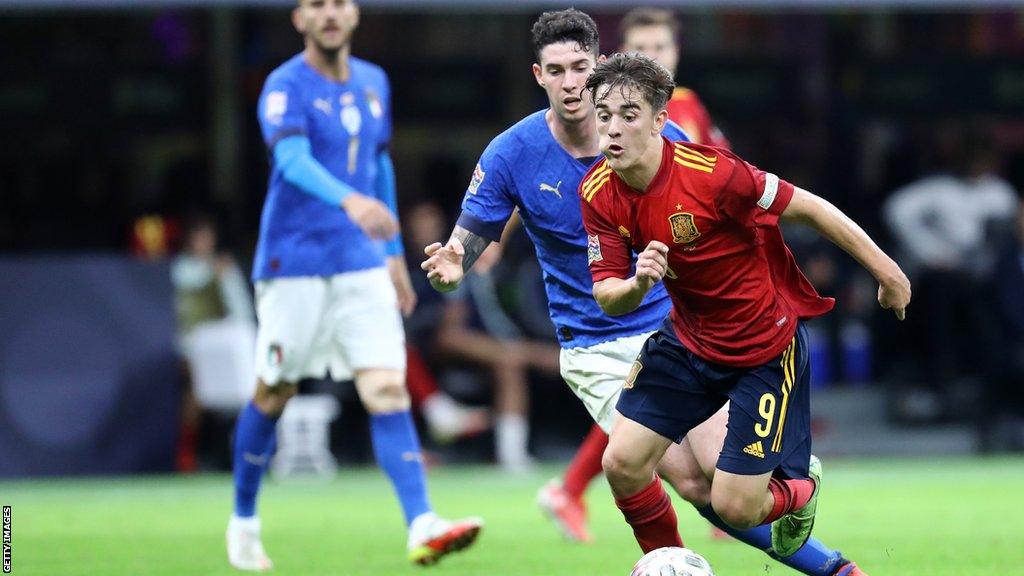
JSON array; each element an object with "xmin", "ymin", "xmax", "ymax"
[
  {"xmin": 743, "ymin": 441, "xmax": 765, "ymax": 459},
  {"xmin": 540, "ymin": 181, "xmax": 562, "ymax": 198}
]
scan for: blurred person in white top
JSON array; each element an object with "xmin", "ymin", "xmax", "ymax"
[
  {"xmin": 884, "ymin": 129, "xmax": 1018, "ymax": 280},
  {"xmin": 883, "ymin": 127, "xmax": 1019, "ymax": 412},
  {"xmin": 172, "ymin": 213, "xmax": 257, "ymax": 411}
]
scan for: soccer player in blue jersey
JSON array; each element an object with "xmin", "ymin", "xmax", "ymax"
[
  {"xmin": 422, "ymin": 9, "xmax": 865, "ymax": 576},
  {"xmin": 227, "ymin": 0, "xmax": 482, "ymax": 570}
]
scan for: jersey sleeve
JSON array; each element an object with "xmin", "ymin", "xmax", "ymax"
[
  {"xmin": 716, "ymin": 152, "xmax": 795, "ymax": 228},
  {"xmin": 580, "ymin": 195, "xmax": 633, "ymax": 283},
  {"xmin": 257, "ymin": 72, "xmax": 307, "ymax": 150},
  {"xmin": 456, "ymin": 139, "xmax": 517, "ymax": 242}
]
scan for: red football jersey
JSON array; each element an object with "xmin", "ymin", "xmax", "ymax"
[
  {"xmin": 667, "ymin": 87, "xmax": 730, "ymax": 150},
  {"xmin": 580, "ymin": 138, "xmax": 833, "ymax": 367}
]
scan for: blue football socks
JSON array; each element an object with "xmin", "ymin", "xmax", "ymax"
[
  {"xmin": 697, "ymin": 505, "xmax": 845, "ymax": 575},
  {"xmin": 370, "ymin": 410, "xmax": 433, "ymax": 526},
  {"xmin": 233, "ymin": 401, "xmax": 279, "ymax": 518}
]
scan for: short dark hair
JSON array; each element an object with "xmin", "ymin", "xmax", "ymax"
[
  {"xmin": 618, "ymin": 7, "xmax": 680, "ymax": 45},
  {"xmin": 531, "ymin": 8, "xmax": 600, "ymax": 61},
  {"xmin": 585, "ymin": 52, "xmax": 675, "ymax": 112}
]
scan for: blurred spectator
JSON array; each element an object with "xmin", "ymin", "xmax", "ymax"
[
  {"xmin": 980, "ymin": 203, "xmax": 1024, "ymax": 451},
  {"xmin": 434, "ymin": 242, "xmax": 560, "ymax": 471},
  {"xmin": 171, "ymin": 213, "xmax": 256, "ymax": 469},
  {"xmin": 173, "ymin": 214, "xmax": 253, "ymax": 336},
  {"xmin": 402, "ymin": 202, "xmax": 491, "ymax": 445},
  {"xmin": 405, "ymin": 201, "xmax": 560, "ymax": 470},
  {"xmin": 883, "ymin": 128, "xmax": 1019, "ymax": 417},
  {"xmin": 617, "ymin": 7, "xmax": 730, "ymax": 149}
]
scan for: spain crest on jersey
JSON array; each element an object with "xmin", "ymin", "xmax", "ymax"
[{"xmin": 668, "ymin": 212, "xmax": 700, "ymax": 244}]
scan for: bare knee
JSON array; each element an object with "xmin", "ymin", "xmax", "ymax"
[
  {"xmin": 656, "ymin": 445, "xmax": 712, "ymax": 507},
  {"xmin": 710, "ymin": 489, "xmax": 764, "ymax": 529},
  {"xmin": 602, "ymin": 444, "xmax": 656, "ymax": 497},
  {"xmin": 356, "ymin": 370, "xmax": 410, "ymax": 414},
  {"xmin": 253, "ymin": 380, "xmax": 298, "ymax": 417},
  {"xmin": 662, "ymin": 471, "xmax": 711, "ymax": 507}
]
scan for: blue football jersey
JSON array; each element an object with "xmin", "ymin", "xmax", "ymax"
[
  {"xmin": 458, "ymin": 110, "xmax": 689, "ymax": 349},
  {"xmin": 253, "ymin": 54, "xmax": 392, "ymax": 280}
]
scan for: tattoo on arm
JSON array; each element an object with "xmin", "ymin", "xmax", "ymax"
[{"xmin": 451, "ymin": 225, "xmax": 492, "ymax": 273}]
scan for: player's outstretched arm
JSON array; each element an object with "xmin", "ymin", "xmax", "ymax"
[
  {"xmin": 421, "ymin": 225, "xmax": 492, "ymax": 293},
  {"xmin": 781, "ymin": 187, "xmax": 911, "ymax": 320},
  {"xmin": 592, "ymin": 240, "xmax": 669, "ymax": 316}
]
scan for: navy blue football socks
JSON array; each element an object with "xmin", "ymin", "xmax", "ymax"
[{"xmin": 697, "ymin": 504, "xmax": 845, "ymax": 575}]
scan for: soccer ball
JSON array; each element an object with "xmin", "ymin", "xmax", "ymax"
[{"xmin": 629, "ymin": 547, "xmax": 715, "ymax": 576}]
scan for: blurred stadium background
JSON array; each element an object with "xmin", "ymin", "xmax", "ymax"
[{"xmin": 1, "ymin": 0, "xmax": 1023, "ymax": 573}]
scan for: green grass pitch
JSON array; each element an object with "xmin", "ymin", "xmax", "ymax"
[{"xmin": 4, "ymin": 457, "xmax": 1023, "ymax": 575}]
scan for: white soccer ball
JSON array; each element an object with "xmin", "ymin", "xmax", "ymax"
[{"xmin": 629, "ymin": 547, "xmax": 715, "ymax": 576}]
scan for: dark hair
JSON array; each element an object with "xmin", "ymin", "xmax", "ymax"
[
  {"xmin": 618, "ymin": 7, "xmax": 680, "ymax": 45},
  {"xmin": 531, "ymin": 8, "xmax": 600, "ymax": 61},
  {"xmin": 585, "ymin": 52, "xmax": 675, "ymax": 112}
]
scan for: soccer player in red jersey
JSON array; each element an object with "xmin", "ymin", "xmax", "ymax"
[
  {"xmin": 619, "ymin": 8, "xmax": 729, "ymax": 149},
  {"xmin": 579, "ymin": 53, "xmax": 910, "ymax": 561},
  {"xmin": 545, "ymin": 12, "xmax": 735, "ymax": 541}
]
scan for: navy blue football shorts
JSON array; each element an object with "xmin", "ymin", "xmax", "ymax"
[{"xmin": 616, "ymin": 317, "xmax": 811, "ymax": 479}]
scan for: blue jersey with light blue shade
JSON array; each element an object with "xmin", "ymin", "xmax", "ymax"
[
  {"xmin": 253, "ymin": 53, "xmax": 392, "ymax": 280},
  {"xmin": 458, "ymin": 109, "xmax": 689, "ymax": 349}
]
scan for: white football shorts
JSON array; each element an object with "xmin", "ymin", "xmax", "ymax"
[
  {"xmin": 561, "ymin": 330, "xmax": 729, "ymax": 433},
  {"xmin": 560, "ymin": 332, "xmax": 653, "ymax": 433},
  {"xmin": 254, "ymin": 267, "xmax": 405, "ymax": 385}
]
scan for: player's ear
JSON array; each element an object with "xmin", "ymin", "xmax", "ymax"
[
  {"xmin": 532, "ymin": 63, "xmax": 544, "ymax": 87},
  {"xmin": 653, "ymin": 109, "xmax": 668, "ymax": 136},
  {"xmin": 291, "ymin": 7, "xmax": 305, "ymax": 34}
]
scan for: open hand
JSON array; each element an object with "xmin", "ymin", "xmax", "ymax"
[{"xmin": 421, "ymin": 238, "xmax": 466, "ymax": 292}]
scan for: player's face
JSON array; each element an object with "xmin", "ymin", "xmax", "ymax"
[
  {"xmin": 621, "ymin": 25, "xmax": 679, "ymax": 77},
  {"xmin": 595, "ymin": 84, "xmax": 667, "ymax": 172},
  {"xmin": 532, "ymin": 42, "xmax": 598, "ymax": 124},
  {"xmin": 293, "ymin": 0, "xmax": 359, "ymax": 54}
]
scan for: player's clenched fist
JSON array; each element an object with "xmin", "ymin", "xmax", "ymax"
[
  {"xmin": 421, "ymin": 238, "xmax": 466, "ymax": 292},
  {"xmin": 634, "ymin": 240, "xmax": 669, "ymax": 290},
  {"xmin": 341, "ymin": 192, "xmax": 399, "ymax": 240},
  {"xmin": 877, "ymin": 270, "xmax": 912, "ymax": 321}
]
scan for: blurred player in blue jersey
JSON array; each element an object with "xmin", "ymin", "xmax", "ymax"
[
  {"xmin": 227, "ymin": 0, "xmax": 482, "ymax": 570},
  {"xmin": 421, "ymin": 9, "xmax": 864, "ymax": 576}
]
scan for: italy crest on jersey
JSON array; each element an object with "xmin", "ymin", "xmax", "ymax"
[{"xmin": 668, "ymin": 212, "xmax": 700, "ymax": 244}]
